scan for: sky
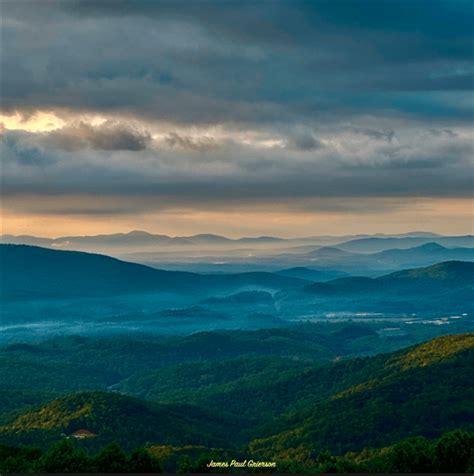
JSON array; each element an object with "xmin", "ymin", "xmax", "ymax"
[{"xmin": 1, "ymin": 0, "xmax": 473, "ymax": 238}]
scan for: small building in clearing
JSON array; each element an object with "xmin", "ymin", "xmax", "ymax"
[{"xmin": 70, "ymin": 429, "xmax": 97, "ymax": 439}]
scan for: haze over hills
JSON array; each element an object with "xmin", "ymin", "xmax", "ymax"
[
  {"xmin": 275, "ymin": 267, "xmax": 349, "ymax": 281},
  {"xmin": 3, "ymin": 231, "xmax": 473, "ymax": 277},
  {"xmin": 370, "ymin": 242, "xmax": 474, "ymax": 267},
  {"xmin": 1, "ymin": 244, "xmax": 472, "ymax": 345},
  {"xmin": 0, "ymin": 230, "xmax": 455, "ymax": 256},
  {"xmin": 0, "ymin": 244, "xmax": 305, "ymax": 303},
  {"xmin": 118, "ymin": 242, "xmax": 474, "ymax": 276},
  {"xmin": 305, "ymin": 261, "xmax": 474, "ymax": 294},
  {"xmin": 2, "ymin": 245, "xmax": 472, "ymax": 307},
  {"xmin": 276, "ymin": 261, "xmax": 474, "ymax": 318},
  {"xmin": 335, "ymin": 235, "xmax": 474, "ymax": 253},
  {"xmin": 293, "ymin": 242, "xmax": 474, "ymax": 274},
  {"xmin": 0, "ymin": 230, "xmax": 323, "ymax": 251}
]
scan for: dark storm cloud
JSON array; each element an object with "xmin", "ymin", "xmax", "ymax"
[{"xmin": 2, "ymin": 0, "xmax": 473, "ymax": 124}]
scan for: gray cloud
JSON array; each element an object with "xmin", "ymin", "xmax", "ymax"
[
  {"xmin": 2, "ymin": 126, "xmax": 472, "ymax": 213},
  {"xmin": 287, "ymin": 133, "xmax": 324, "ymax": 151},
  {"xmin": 44, "ymin": 121, "xmax": 151, "ymax": 151},
  {"xmin": 352, "ymin": 127, "xmax": 395, "ymax": 142},
  {"xmin": 1, "ymin": 131, "xmax": 56, "ymax": 167},
  {"xmin": 164, "ymin": 132, "xmax": 220, "ymax": 152},
  {"xmin": 1, "ymin": 1, "xmax": 473, "ymax": 126},
  {"xmin": 428, "ymin": 128, "xmax": 458, "ymax": 138}
]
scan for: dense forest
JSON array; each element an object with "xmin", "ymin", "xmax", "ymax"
[{"xmin": 0, "ymin": 333, "xmax": 473, "ymax": 472}]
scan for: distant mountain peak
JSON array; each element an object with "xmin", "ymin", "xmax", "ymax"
[
  {"xmin": 307, "ymin": 246, "xmax": 352, "ymax": 257},
  {"xmin": 126, "ymin": 230, "xmax": 157, "ymax": 237},
  {"xmin": 190, "ymin": 233, "xmax": 227, "ymax": 238}
]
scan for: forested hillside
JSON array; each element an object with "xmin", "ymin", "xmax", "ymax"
[{"xmin": 1, "ymin": 333, "xmax": 472, "ymax": 472}]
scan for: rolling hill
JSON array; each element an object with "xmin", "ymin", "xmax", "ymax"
[
  {"xmin": 335, "ymin": 235, "xmax": 474, "ymax": 253},
  {"xmin": 305, "ymin": 261, "xmax": 474, "ymax": 295},
  {"xmin": 0, "ymin": 323, "xmax": 388, "ymax": 421},
  {"xmin": 0, "ymin": 392, "xmax": 235, "ymax": 449},
  {"xmin": 1, "ymin": 334, "xmax": 472, "ymax": 458},
  {"xmin": 379, "ymin": 260, "xmax": 474, "ymax": 284},
  {"xmin": 303, "ymin": 242, "xmax": 474, "ymax": 273},
  {"xmin": 283, "ymin": 261, "xmax": 474, "ymax": 315},
  {"xmin": 372, "ymin": 242, "xmax": 474, "ymax": 267},
  {"xmin": 248, "ymin": 333, "xmax": 474, "ymax": 458},
  {"xmin": 0, "ymin": 244, "xmax": 306, "ymax": 302}
]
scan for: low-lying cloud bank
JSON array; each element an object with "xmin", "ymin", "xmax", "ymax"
[{"xmin": 2, "ymin": 122, "xmax": 472, "ymax": 214}]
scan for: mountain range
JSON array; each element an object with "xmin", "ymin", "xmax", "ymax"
[
  {"xmin": 293, "ymin": 242, "xmax": 474, "ymax": 274},
  {"xmin": 336, "ymin": 235, "xmax": 474, "ymax": 253},
  {"xmin": 0, "ymin": 230, "xmax": 444, "ymax": 250},
  {"xmin": 3, "ymin": 231, "xmax": 473, "ymax": 278}
]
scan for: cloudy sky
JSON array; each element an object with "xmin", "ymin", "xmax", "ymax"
[{"xmin": 1, "ymin": 0, "xmax": 473, "ymax": 237}]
